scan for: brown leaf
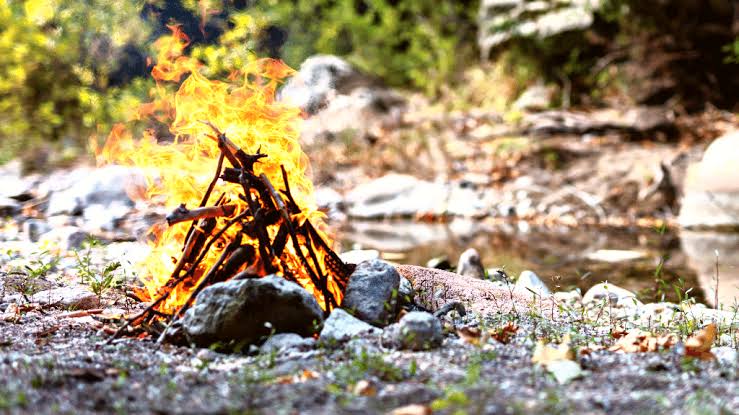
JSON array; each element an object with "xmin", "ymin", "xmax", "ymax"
[
  {"xmin": 685, "ymin": 323, "xmax": 717, "ymax": 361},
  {"xmin": 608, "ymin": 330, "xmax": 677, "ymax": 353},
  {"xmin": 532, "ymin": 335, "xmax": 575, "ymax": 366},
  {"xmin": 353, "ymin": 380, "xmax": 377, "ymax": 397},
  {"xmin": 490, "ymin": 322, "xmax": 518, "ymax": 344},
  {"xmin": 457, "ymin": 326, "xmax": 482, "ymax": 346}
]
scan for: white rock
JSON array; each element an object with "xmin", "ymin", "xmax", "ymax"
[
  {"xmin": 582, "ymin": 282, "xmax": 637, "ymax": 306},
  {"xmin": 585, "ymin": 249, "xmax": 648, "ymax": 263},
  {"xmin": 515, "ymin": 270, "xmax": 551, "ymax": 296},
  {"xmin": 339, "ymin": 249, "xmax": 380, "ymax": 265},
  {"xmin": 679, "ymin": 130, "xmax": 739, "ymax": 229},
  {"xmin": 38, "ymin": 226, "xmax": 91, "ymax": 251},
  {"xmin": 546, "ymin": 360, "xmax": 583, "ymax": 384},
  {"xmin": 31, "ymin": 286, "xmax": 99, "ymax": 309},
  {"xmin": 712, "ymin": 347, "xmax": 738, "ymax": 366}
]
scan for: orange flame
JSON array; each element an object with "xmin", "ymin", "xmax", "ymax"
[{"xmin": 97, "ymin": 26, "xmax": 341, "ymax": 314}]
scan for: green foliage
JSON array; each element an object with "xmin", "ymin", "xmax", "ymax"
[
  {"xmin": 247, "ymin": 0, "xmax": 479, "ymax": 94},
  {"xmin": 74, "ymin": 237, "xmax": 123, "ymax": 298},
  {"xmin": 0, "ymin": 1, "xmax": 153, "ymax": 164},
  {"xmin": 7, "ymin": 250, "xmax": 60, "ymax": 299}
]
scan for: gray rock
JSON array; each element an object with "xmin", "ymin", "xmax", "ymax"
[
  {"xmin": 479, "ymin": 0, "xmax": 602, "ymax": 56},
  {"xmin": 38, "ymin": 226, "xmax": 90, "ymax": 251},
  {"xmin": 341, "ymin": 259, "xmax": 401, "ymax": 326},
  {"xmin": 279, "ymin": 55, "xmax": 362, "ymax": 115},
  {"xmin": 515, "ymin": 270, "xmax": 551, "ymax": 296},
  {"xmin": 457, "ymin": 248, "xmax": 485, "ymax": 279},
  {"xmin": 487, "ymin": 268, "xmax": 512, "ymax": 284},
  {"xmin": 181, "ymin": 275, "xmax": 323, "ymax": 347},
  {"xmin": 712, "ymin": 347, "xmax": 738, "ymax": 366},
  {"xmin": 513, "ymin": 84, "xmax": 554, "ymax": 111},
  {"xmin": 31, "ymin": 286, "xmax": 99, "ymax": 309},
  {"xmin": 398, "ymin": 276, "xmax": 414, "ymax": 306},
  {"xmin": 22, "ymin": 220, "xmax": 51, "ymax": 243},
  {"xmin": 0, "ymin": 196, "xmax": 20, "ymax": 217},
  {"xmin": 523, "ymin": 106, "xmax": 673, "ymax": 136},
  {"xmin": 679, "ymin": 130, "xmax": 739, "ymax": 230},
  {"xmin": 259, "ymin": 333, "xmax": 316, "ymax": 354},
  {"xmin": 46, "ymin": 165, "xmax": 144, "ymax": 217},
  {"xmin": 681, "ymin": 230, "xmax": 739, "ymax": 308},
  {"xmin": 381, "ymin": 311, "xmax": 443, "ymax": 351},
  {"xmin": 319, "ymin": 308, "xmax": 381, "ymax": 345}
]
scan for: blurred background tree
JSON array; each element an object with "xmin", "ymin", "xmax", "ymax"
[{"xmin": 0, "ymin": 0, "xmax": 736, "ymax": 167}]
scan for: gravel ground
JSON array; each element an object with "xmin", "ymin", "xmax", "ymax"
[{"xmin": 0, "ymin": 298, "xmax": 737, "ymax": 415}]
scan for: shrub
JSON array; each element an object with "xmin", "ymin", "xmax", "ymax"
[{"xmin": 0, "ymin": 1, "xmax": 153, "ymax": 165}]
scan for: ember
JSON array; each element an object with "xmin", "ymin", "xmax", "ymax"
[{"xmin": 96, "ymin": 26, "xmax": 350, "ymax": 338}]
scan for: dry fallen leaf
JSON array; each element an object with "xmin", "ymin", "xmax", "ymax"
[
  {"xmin": 490, "ymin": 322, "xmax": 518, "ymax": 344},
  {"xmin": 532, "ymin": 334, "xmax": 575, "ymax": 366},
  {"xmin": 608, "ymin": 330, "xmax": 676, "ymax": 354},
  {"xmin": 274, "ymin": 369, "xmax": 320, "ymax": 385},
  {"xmin": 353, "ymin": 379, "xmax": 377, "ymax": 396},
  {"xmin": 685, "ymin": 323, "xmax": 717, "ymax": 361},
  {"xmin": 457, "ymin": 326, "xmax": 482, "ymax": 346},
  {"xmin": 388, "ymin": 403, "xmax": 432, "ymax": 415}
]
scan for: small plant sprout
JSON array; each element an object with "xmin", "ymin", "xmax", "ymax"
[{"xmin": 74, "ymin": 236, "xmax": 123, "ymax": 299}]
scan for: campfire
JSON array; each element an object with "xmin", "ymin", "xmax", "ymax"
[{"xmin": 96, "ymin": 26, "xmax": 350, "ymax": 339}]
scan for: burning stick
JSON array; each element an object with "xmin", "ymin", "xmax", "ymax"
[{"xmin": 166, "ymin": 204, "xmax": 237, "ymax": 226}]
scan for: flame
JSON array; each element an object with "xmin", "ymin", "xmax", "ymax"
[{"xmin": 97, "ymin": 26, "xmax": 341, "ymax": 314}]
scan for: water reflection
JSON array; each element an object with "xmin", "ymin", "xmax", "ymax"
[{"xmin": 339, "ymin": 220, "xmax": 739, "ymax": 306}]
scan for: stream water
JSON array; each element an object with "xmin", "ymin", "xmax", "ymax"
[{"xmin": 339, "ymin": 219, "xmax": 739, "ymax": 308}]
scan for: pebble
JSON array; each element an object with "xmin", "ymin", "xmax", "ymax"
[
  {"xmin": 381, "ymin": 311, "xmax": 443, "ymax": 351},
  {"xmin": 456, "ymin": 248, "xmax": 485, "ymax": 279},
  {"xmin": 319, "ymin": 308, "xmax": 381, "ymax": 346}
]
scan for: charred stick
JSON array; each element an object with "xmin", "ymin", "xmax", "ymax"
[
  {"xmin": 166, "ymin": 204, "xmax": 237, "ymax": 226},
  {"xmin": 181, "ymin": 152, "xmax": 226, "ymax": 247},
  {"xmin": 155, "ymin": 240, "xmax": 240, "ymax": 344},
  {"xmin": 239, "ymin": 171, "xmax": 276, "ymax": 274},
  {"xmin": 216, "ymin": 244, "xmax": 255, "ymax": 283},
  {"xmin": 271, "ymin": 223, "xmax": 289, "ymax": 258},
  {"xmin": 261, "ymin": 173, "xmax": 330, "ymax": 310}
]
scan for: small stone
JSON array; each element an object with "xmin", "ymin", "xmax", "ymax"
[
  {"xmin": 38, "ymin": 226, "xmax": 90, "ymax": 251},
  {"xmin": 711, "ymin": 347, "xmax": 737, "ymax": 366},
  {"xmin": 341, "ymin": 259, "xmax": 400, "ymax": 326},
  {"xmin": 381, "ymin": 311, "xmax": 443, "ymax": 351},
  {"xmin": 553, "ymin": 289, "xmax": 582, "ymax": 303},
  {"xmin": 22, "ymin": 220, "xmax": 52, "ymax": 243},
  {"xmin": 582, "ymin": 282, "xmax": 637, "ymax": 306},
  {"xmin": 389, "ymin": 404, "xmax": 431, "ymax": 415},
  {"xmin": 513, "ymin": 84, "xmax": 554, "ymax": 112},
  {"xmin": 339, "ymin": 249, "xmax": 380, "ymax": 265},
  {"xmin": 547, "ymin": 360, "xmax": 583, "ymax": 384},
  {"xmin": 457, "ymin": 248, "xmax": 485, "ymax": 279},
  {"xmin": 181, "ymin": 275, "xmax": 324, "ymax": 347},
  {"xmin": 515, "ymin": 270, "xmax": 551, "ymax": 296},
  {"xmin": 259, "ymin": 333, "xmax": 315, "ymax": 354},
  {"xmin": 195, "ymin": 349, "xmax": 219, "ymax": 362},
  {"xmin": 425, "ymin": 256, "xmax": 451, "ymax": 270},
  {"xmin": 398, "ymin": 276, "xmax": 414, "ymax": 306},
  {"xmin": 319, "ymin": 308, "xmax": 381, "ymax": 345},
  {"xmin": 487, "ymin": 268, "xmax": 512, "ymax": 284},
  {"xmin": 31, "ymin": 286, "xmax": 99, "ymax": 310}
]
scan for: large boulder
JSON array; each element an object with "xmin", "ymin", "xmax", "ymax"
[
  {"xmin": 679, "ymin": 130, "xmax": 739, "ymax": 230},
  {"xmin": 181, "ymin": 275, "xmax": 324, "ymax": 347},
  {"xmin": 478, "ymin": 0, "xmax": 603, "ymax": 57},
  {"xmin": 344, "ymin": 174, "xmax": 491, "ymax": 219},
  {"xmin": 341, "ymin": 259, "xmax": 400, "ymax": 326},
  {"xmin": 46, "ymin": 166, "xmax": 146, "ymax": 231},
  {"xmin": 278, "ymin": 55, "xmax": 405, "ymax": 145}
]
